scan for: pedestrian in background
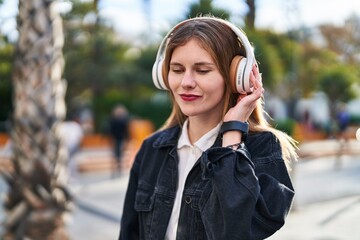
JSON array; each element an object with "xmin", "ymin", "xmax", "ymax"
[
  {"xmin": 119, "ymin": 16, "xmax": 298, "ymax": 239},
  {"xmin": 335, "ymin": 103, "xmax": 351, "ymax": 167},
  {"xmin": 109, "ymin": 104, "xmax": 130, "ymax": 175},
  {"xmin": 336, "ymin": 103, "xmax": 350, "ymax": 140},
  {"xmin": 59, "ymin": 118, "xmax": 84, "ymax": 183}
]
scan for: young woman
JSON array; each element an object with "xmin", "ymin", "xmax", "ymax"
[{"xmin": 119, "ymin": 16, "xmax": 298, "ymax": 240}]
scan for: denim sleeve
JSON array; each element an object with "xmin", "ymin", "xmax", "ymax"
[
  {"xmin": 119, "ymin": 152, "xmax": 141, "ymax": 240},
  {"xmin": 200, "ymin": 139, "xmax": 294, "ymax": 240}
]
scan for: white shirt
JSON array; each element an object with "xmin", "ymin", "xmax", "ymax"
[
  {"xmin": 165, "ymin": 119, "xmax": 221, "ymax": 240},
  {"xmin": 58, "ymin": 121, "xmax": 84, "ymax": 150}
]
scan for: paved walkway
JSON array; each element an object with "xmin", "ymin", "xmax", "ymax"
[
  {"xmin": 269, "ymin": 154, "xmax": 360, "ymax": 240},
  {"xmin": 66, "ymin": 171, "xmax": 128, "ymax": 240}
]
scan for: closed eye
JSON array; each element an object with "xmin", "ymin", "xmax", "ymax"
[
  {"xmin": 194, "ymin": 62, "xmax": 215, "ymax": 74},
  {"xmin": 169, "ymin": 63, "xmax": 184, "ymax": 74},
  {"xmin": 197, "ymin": 69, "xmax": 211, "ymax": 74},
  {"xmin": 170, "ymin": 68, "xmax": 184, "ymax": 74}
]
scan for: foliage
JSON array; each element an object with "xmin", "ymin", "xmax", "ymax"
[
  {"xmin": 185, "ymin": 0, "xmax": 230, "ymax": 19},
  {"xmin": 62, "ymin": 0, "xmax": 123, "ymax": 97},
  {"xmin": 297, "ymin": 43, "xmax": 340, "ymax": 97},
  {"xmin": 94, "ymin": 88, "xmax": 171, "ymax": 132},
  {"xmin": 61, "ymin": 0, "xmax": 161, "ymax": 129},
  {"xmin": 319, "ymin": 15, "xmax": 360, "ymax": 65},
  {"xmin": 273, "ymin": 118, "xmax": 297, "ymax": 136},
  {"xmin": 0, "ymin": 35, "xmax": 13, "ymax": 125},
  {"xmin": 247, "ymin": 30, "xmax": 287, "ymax": 91},
  {"xmin": 350, "ymin": 115, "xmax": 360, "ymax": 124},
  {"xmin": 318, "ymin": 64, "xmax": 358, "ymax": 104}
]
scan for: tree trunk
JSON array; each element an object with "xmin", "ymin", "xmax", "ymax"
[
  {"xmin": 1, "ymin": 0, "xmax": 71, "ymax": 239},
  {"xmin": 245, "ymin": 0, "xmax": 256, "ymax": 29}
]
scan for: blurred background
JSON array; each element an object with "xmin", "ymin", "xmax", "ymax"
[{"xmin": 0, "ymin": 0, "xmax": 359, "ymax": 239}]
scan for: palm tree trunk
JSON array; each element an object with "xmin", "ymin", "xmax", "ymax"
[{"xmin": 1, "ymin": 0, "xmax": 71, "ymax": 239}]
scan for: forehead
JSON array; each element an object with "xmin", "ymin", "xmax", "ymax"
[{"xmin": 171, "ymin": 39, "xmax": 214, "ymax": 61}]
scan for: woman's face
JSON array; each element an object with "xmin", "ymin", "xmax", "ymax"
[{"xmin": 168, "ymin": 39, "xmax": 225, "ymax": 121}]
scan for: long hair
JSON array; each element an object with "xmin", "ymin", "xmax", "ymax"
[{"xmin": 159, "ymin": 16, "xmax": 298, "ymax": 166}]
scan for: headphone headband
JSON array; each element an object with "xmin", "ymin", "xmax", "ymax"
[{"xmin": 152, "ymin": 17, "xmax": 256, "ymax": 93}]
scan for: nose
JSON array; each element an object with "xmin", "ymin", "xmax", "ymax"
[{"xmin": 181, "ymin": 71, "xmax": 196, "ymax": 89}]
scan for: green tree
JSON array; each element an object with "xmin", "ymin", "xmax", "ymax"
[
  {"xmin": 247, "ymin": 30, "xmax": 290, "ymax": 91},
  {"xmin": 1, "ymin": 0, "xmax": 71, "ymax": 238},
  {"xmin": 296, "ymin": 42, "xmax": 339, "ymax": 97},
  {"xmin": 0, "ymin": 35, "xmax": 14, "ymax": 127},
  {"xmin": 319, "ymin": 15, "xmax": 360, "ymax": 65},
  {"xmin": 185, "ymin": 0, "xmax": 230, "ymax": 19},
  {"xmin": 318, "ymin": 64, "xmax": 358, "ymax": 119},
  {"xmin": 61, "ymin": 0, "xmax": 171, "ymax": 130},
  {"xmin": 62, "ymin": 0, "xmax": 132, "ymax": 124},
  {"xmin": 318, "ymin": 65, "xmax": 358, "ymax": 102}
]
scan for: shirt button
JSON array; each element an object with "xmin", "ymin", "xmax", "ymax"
[{"xmin": 185, "ymin": 196, "xmax": 192, "ymax": 204}]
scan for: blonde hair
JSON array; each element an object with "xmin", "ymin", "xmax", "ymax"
[{"xmin": 159, "ymin": 16, "xmax": 298, "ymax": 166}]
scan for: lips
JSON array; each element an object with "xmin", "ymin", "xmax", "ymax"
[{"xmin": 180, "ymin": 94, "xmax": 201, "ymax": 102}]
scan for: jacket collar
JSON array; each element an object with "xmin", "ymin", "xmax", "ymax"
[
  {"xmin": 152, "ymin": 124, "xmax": 223, "ymax": 149},
  {"xmin": 152, "ymin": 125, "xmax": 181, "ymax": 148}
]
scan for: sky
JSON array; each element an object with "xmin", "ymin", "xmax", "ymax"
[{"xmin": 1, "ymin": 0, "xmax": 360, "ymax": 42}]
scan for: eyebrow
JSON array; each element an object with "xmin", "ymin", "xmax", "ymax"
[{"xmin": 170, "ymin": 62, "xmax": 215, "ymax": 66}]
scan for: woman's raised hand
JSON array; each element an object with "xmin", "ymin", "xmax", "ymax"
[{"xmin": 224, "ymin": 64, "xmax": 264, "ymax": 123}]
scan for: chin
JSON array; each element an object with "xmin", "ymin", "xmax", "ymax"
[{"xmin": 180, "ymin": 109, "xmax": 201, "ymax": 117}]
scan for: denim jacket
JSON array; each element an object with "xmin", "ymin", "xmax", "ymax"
[{"xmin": 119, "ymin": 125, "xmax": 294, "ymax": 240}]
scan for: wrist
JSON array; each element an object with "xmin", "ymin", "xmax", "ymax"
[
  {"xmin": 222, "ymin": 131, "xmax": 241, "ymax": 147},
  {"xmin": 225, "ymin": 142, "xmax": 244, "ymax": 150}
]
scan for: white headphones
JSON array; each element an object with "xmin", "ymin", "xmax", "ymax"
[{"xmin": 152, "ymin": 17, "xmax": 257, "ymax": 94}]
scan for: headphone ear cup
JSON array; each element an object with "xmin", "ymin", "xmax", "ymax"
[
  {"xmin": 152, "ymin": 59, "xmax": 168, "ymax": 90},
  {"xmin": 230, "ymin": 55, "xmax": 251, "ymax": 94}
]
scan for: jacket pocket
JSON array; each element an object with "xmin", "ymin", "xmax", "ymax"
[
  {"xmin": 134, "ymin": 182, "xmax": 155, "ymax": 239},
  {"xmin": 134, "ymin": 181, "xmax": 155, "ymax": 212}
]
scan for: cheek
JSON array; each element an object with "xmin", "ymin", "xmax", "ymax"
[
  {"xmin": 167, "ymin": 74, "xmax": 178, "ymax": 92},
  {"xmin": 209, "ymin": 78, "xmax": 225, "ymax": 97},
  {"xmin": 210, "ymin": 81, "xmax": 226, "ymax": 105},
  {"xmin": 213, "ymin": 87, "xmax": 225, "ymax": 102}
]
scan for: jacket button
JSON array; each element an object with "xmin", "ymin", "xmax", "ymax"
[{"xmin": 185, "ymin": 196, "xmax": 192, "ymax": 204}]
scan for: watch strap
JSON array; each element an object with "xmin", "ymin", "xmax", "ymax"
[{"xmin": 220, "ymin": 121, "xmax": 249, "ymax": 142}]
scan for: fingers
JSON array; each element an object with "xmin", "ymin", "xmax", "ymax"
[
  {"xmin": 253, "ymin": 64, "xmax": 262, "ymax": 82},
  {"xmin": 250, "ymin": 64, "xmax": 263, "ymax": 89},
  {"xmin": 237, "ymin": 87, "xmax": 261, "ymax": 104},
  {"xmin": 237, "ymin": 93, "xmax": 247, "ymax": 103}
]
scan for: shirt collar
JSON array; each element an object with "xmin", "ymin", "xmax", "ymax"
[{"xmin": 177, "ymin": 119, "xmax": 221, "ymax": 152}]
